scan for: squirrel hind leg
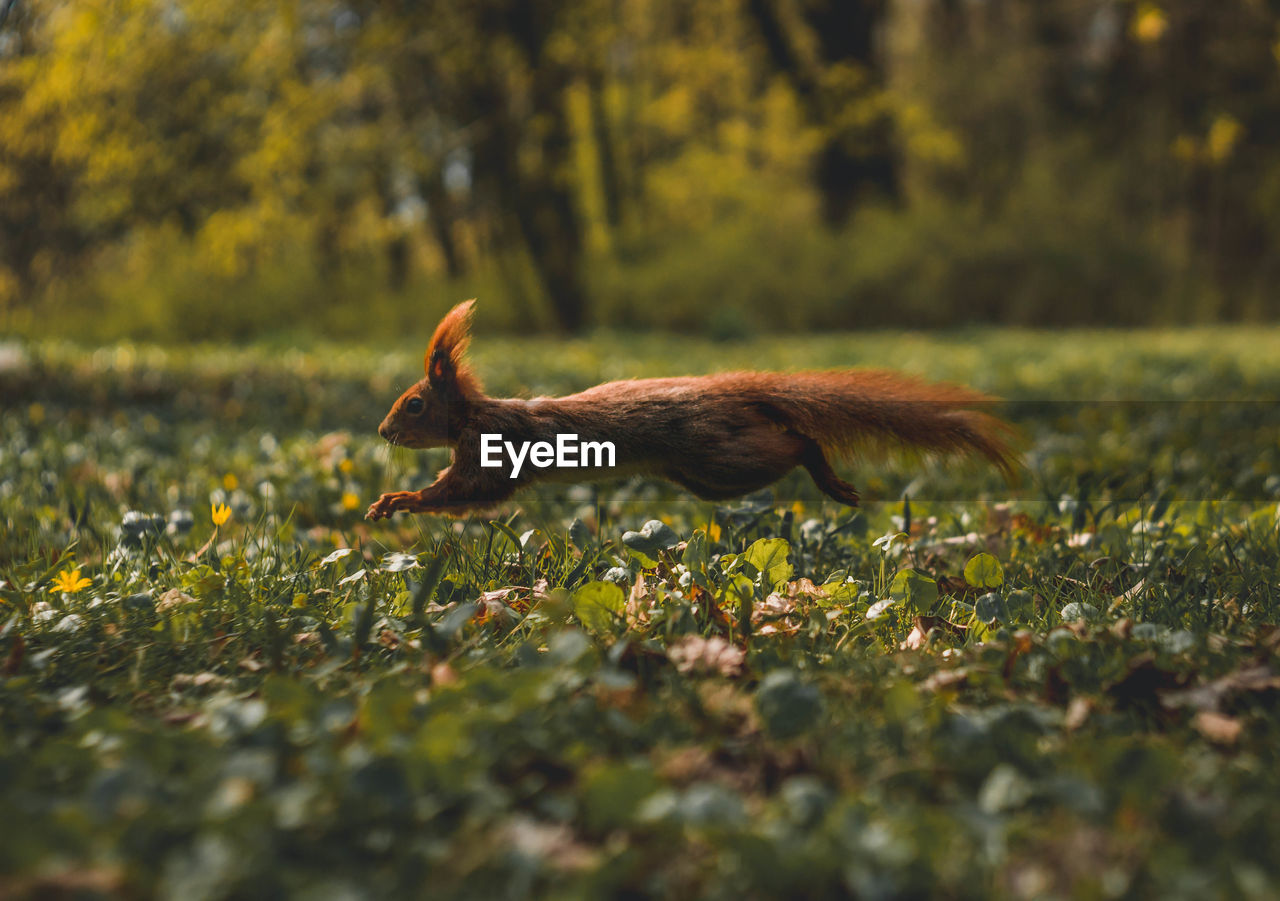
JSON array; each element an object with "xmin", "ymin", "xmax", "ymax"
[{"xmin": 800, "ymin": 440, "xmax": 860, "ymax": 507}]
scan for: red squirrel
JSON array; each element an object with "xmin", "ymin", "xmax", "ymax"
[{"xmin": 366, "ymin": 300, "xmax": 1018, "ymax": 519}]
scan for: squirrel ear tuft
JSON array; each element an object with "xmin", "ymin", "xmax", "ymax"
[{"xmin": 424, "ymin": 299, "xmax": 477, "ymax": 391}]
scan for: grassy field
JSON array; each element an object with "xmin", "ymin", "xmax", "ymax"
[{"xmin": 3, "ymin": 328, "xmax": 1280, "ymax": 899}]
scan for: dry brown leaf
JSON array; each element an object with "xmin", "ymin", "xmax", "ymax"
[
  {"xmin": 1108, "ymin": 580, "xmax": 1146, "ymax": 615},
  {"xmin": 903, "ymin": 622, "xmax": 929, "ymax": 651},
  {"xmin": 156, "ymin": 588, "xmax": 197, "ymax": 614},
  {"xmin": 667, "ymin": 634, "xmax": 745, "ymax": 677},
  {"xmin": 752, "ymin": 591, "xmax": 802, "ymax": 636},
  {"xmin": 902, "ymin": 615, "xmax": 967, "ymax": 651},
  {"xmin": 476, "ymin": 587, "xmax": 515, "ymax": 606},
  {"xmin": 502, "ymin": 816, "xmax": 596, "ymax": 871},
  {"xmin": 784, "ymin": 578, "xmax": 827, "ymax": 599},
  {"xmin": 1, "ymin": 866, "xmax": 124, "ymax": 897},
  {"xmin": 1192, "ymin": 710, "xmax": 1243, "ymax": 745},
  {"xmin": 1161, "ymin": 663, "xmax": 1280, "ymax": 712},
  {"xmin": 1254, "ymin": 625, "xmax": 1280, "ymax": 653},
  {"xmin": 431, "ymin": 662, "xmax": 458, "ymax": 686},
  {"xmin": 920, "ymin": 667, "xmax": 969, "ymax": 693},
  {"xmin": 626, "ymin": 573, "xmax": 652, "ymax": 628},
  {"xmin": 171, "ymin": 672, "xmax": 228, "ymax": 691},
  {"xmin": 1064, "ymin": 696, "xmax": 1094, "ymax": 731},
  {"xmin": 474, "ymin": 588, "xmax": 516, "ymax": 624}
]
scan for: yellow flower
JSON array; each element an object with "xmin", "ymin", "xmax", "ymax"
[
  {"xmin": 338, "ymin": 458, "xmax": 354, "ymax": 474},
  {"xmin": 1131, "ymin": 4, "xmax": 1168, "ymax": 44},
  {"xmin": 51, "ymin": 567, "xmax": 91, "ymax": 594},
  {"xmin": 222, "ymin": 473, "xmax": 239, "ymax": 492},
  {"xmin": 341, "ymin": 492, "xmax": 360, "ymax": 511},
  {"xmin": 211, "ymin": 503, "xmax": 232, "ymax": 526},
  {"xmin": 708, "ymin": 522, "xmax": 722, "ymax": 542}
]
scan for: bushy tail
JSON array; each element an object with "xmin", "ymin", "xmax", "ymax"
[{"xmin": 757, "ymin": 370, "xmax": 1020, "ymax": 481}]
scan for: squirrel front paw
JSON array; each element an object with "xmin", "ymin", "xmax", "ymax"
[{"xmin": 366, "ymin": 491, "xmax": 414, "ymax": 520}]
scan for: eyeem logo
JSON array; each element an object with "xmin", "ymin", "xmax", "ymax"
[{"xmin": 480, "ymin": 434, "xmax": 616, "ymax": 478}]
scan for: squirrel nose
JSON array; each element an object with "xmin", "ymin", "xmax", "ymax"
[{"xmin": 378, "ymin": 422, "xmax": 393, "ymax": 442}]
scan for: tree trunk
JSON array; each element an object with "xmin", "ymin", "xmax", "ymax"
[
  {"xmin": 588, "ymin": 70, "xmax": 624, "ymax": 230},
  {"xmin": 479, "ymin": 4, "xmax": 589, "ymax": 333},
  {"xmin": 746, "ymin": 0, "xmax": 900, "ymax": 227},
  {"xmin": 424, "ymin": 169, "xmax": 463, "ymax": 279}
]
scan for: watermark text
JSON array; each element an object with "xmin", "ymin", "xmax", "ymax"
[{"xmin": 480, "ymin": 433, "xmax": 616, "ymax": 478}]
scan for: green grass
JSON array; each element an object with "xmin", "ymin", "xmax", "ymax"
[{"xmin": 3, "ymin": 328, "xmax": 1280, "ymax": 899}]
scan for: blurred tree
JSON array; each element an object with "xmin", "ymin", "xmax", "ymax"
[
  {"xmin": 356, "ymin": 0, "xmax": 594, "ymax": 331},
  {"xmin": 746, "ymin": 0, "xmax": 900, "ymax": 225},
  {"xmin": 0, "ymin": 2, "xmax": 81, "ymax": 310},
  {"xmin": 0, "ymin": 0, "xmax": 365, "ymax": 311},
  {"xmin": 3, "ymin": 0, "xmax": 1280, "ymax": 335}
]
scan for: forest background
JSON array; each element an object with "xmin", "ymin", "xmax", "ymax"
[{"xmin": 3, "ymin": 0, "xmax": 1278, "ymax": 340}]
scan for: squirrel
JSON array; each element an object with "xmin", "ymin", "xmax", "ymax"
[{"xmin": 366, "ymin": 300, "xmax": 1018, "ymax": 519}]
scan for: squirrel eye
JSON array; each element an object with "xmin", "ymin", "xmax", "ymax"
[{"xmin": 405, "ymin": 396, "xmax": 425, "ymax": 415}]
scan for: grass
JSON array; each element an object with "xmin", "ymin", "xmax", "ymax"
[{"xmin": 2, "ymin": 327, "xmax": 1280, "ymax": 899}]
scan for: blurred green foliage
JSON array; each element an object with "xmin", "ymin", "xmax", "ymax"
[{"xmin": 2, "ymin": 0, "xmax": 1279, "ymax": 339}]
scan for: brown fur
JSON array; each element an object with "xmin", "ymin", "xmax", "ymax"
[{"xmin": 367, "ymin": 301, "xmax": 1019, "ymax": 518}]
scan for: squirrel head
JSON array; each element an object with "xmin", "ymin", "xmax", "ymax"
[{"xmin": 378, "ymin": 299, "xmax": 482, "ymax": 448}]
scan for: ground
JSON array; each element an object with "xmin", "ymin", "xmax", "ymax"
[{"xmin": 2, "ymin": 328, "xmax": 1279, "ymax": 899}]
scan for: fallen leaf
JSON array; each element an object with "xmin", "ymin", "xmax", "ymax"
[
  {"xmin": 783, "ymin": 578, "xmax": 827, "ymax": 599},
  {"xmin": 667, "ymin": 635, "xmax": 745, "ymax": 677},
  {"xmin": 156, "ymin": 588, "xmax": 197, "ymax": 613},
  {"xmin": 626, "ymin": 573, "xmax": 651, "ymax": 627},
  {"xmin": 431, "ymin": 662, "xmax": 458, "ymax": 686},
  {"xmin": 1253, "ymin": 625, "xmax": 1280, "ymax": 653},
  {"xmin": 1065, "ymin": 696, "xmax": 1094, "ymax": 731},
  {"xmin": 318, "ymin": 547, "xmax": 354, "ymax": 567},
  {"xmin": 903, "ymin": 623, "xmax": 928, "ymax": 650},
  {"xmin": 1161, "ymin": 664, "xmax": 1280, "ymax": 712},
  {"xmin": 1108, "ymin": 579, "xmax": 1145, "ymax": 614},
  {"xmin": 337, "ymin": 569, "xmax": 367, "ymax": 587},
  {"xmin": 920, "ymin": 667, "xmax": 969, "ymax": 692},
  {"xmin": 902, "ymin": 615, "xmax": 967, "ymax": 650},
  {"xmin": 1192, "ymin": 710, "xmax": 1242, "ymax": 745},
  {"xmin": 171, "ymin": 672, "xmax": 229, "ymax": 690},
  {"xmin": 865, "ymin": 598, "xmax": 894, "ymax": 621},
  {"xmin": 754, "ymin": 591, "xmax": 801, "ymax": 635},
  {"xmin": 502, "ymin": 816, "xmax": 596, "ymax": 871}
]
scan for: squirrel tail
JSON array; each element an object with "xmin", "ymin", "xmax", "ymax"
[{"xmin": 761, "ymin": 371, "xmax": 1020, "ymax": 481}]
